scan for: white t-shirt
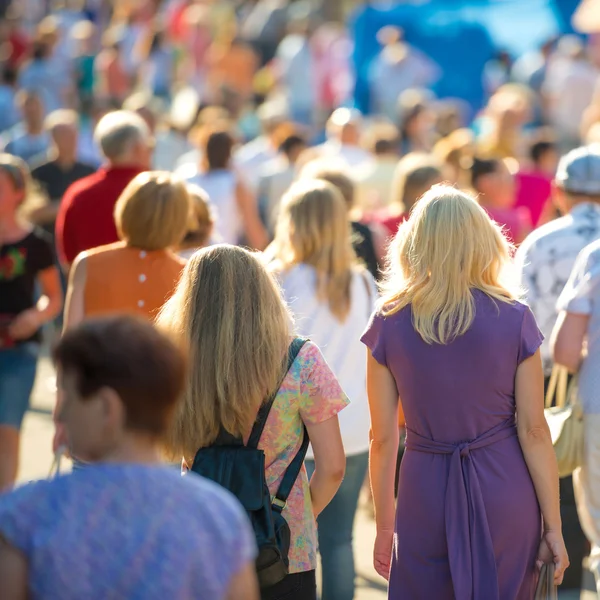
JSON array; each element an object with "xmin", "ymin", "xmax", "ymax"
[
  {"xmin": 278, "ymin": 263, "xmax": 377, "ymax": 456},
  {"xmin": 184, "ymin": 170, "xmax": 242, "ymax": 246}
]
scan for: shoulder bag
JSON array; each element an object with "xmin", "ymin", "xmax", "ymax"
[{"xmin": 544, "ymin": 366, "xmax": 584, "ymax": 478}]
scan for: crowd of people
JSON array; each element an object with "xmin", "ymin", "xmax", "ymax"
[{"xmin": 0, "ymin": 0, "xmax": 600, "ymax": 599}]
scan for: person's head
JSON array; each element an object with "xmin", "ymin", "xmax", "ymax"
[
  {"xmin": 17, "ymin": 90, "xmax": 45, "ymax": 131},
  {"xmin": 433, "ymin": 128, "xmax": 474, "ymax": 185},
  {"xmin": 363, "ymin": 122, "xmax": 400, "ymax": 158},
  {"xmin": 299, "ymin": 159, "xmax": 356, "ymax": 210},
  {"xmin": 30, "ymin": 40, "xmax": 52, "ymax": 61},
  {"xmin": 1, "ymin": 65, "xmax": 18, "ymax": 88},
  {"xmin": 529, "ymin": 133, "xmax": 559, "ymax": 175},
  {"xmin": 53, "ymin": 316, "xmax": 187, "ymax": 462},
  {"xmin": 157, "ymin": 245, "xmax": 292, "ymax": 461},
  {"xmin": 180, "ymin": 184, "xmax": 214, "ymax": 251},
  {"xmin": 391, "ymin": 153, "xmax": 443, "ymax": 214},
  {"xmin": 71, "ymin": 19, "xmax": 96, "ymax": 54},
  {"xmin": 326, "ymin": 108, "xmax": 363, "ymax": 147},
  {"xmin": 0, "ymin": 153, "xmax": 30, "ymax": 218},
  {"xmin": 45, "ymin": 109, "xmax": 79, "ymax": 162},
  {"xmin": 122, "ymin": 92, "xmax": 159, "ymax": 134},
  {"xmin": 272, "ymin": 179, "xmax": 356, "ymax": 320},
  {"xmin": 279, "ymin": 134, "xmax": 307, "ymax": 165},
  {"xmin": 470, "ymin": 156, "xmax": 516, "ymax": 209},
  {"xmin": 587, "ymin": 122, "xmax": 600, "ymax": 145},
  {"xmin": 257, "ymin": 100, "xmax": 288, "ymax": 138},
  {"xmin": 398, "ymin": 91, "xmax": 435, "ymax": 147},
  {"xmin": 102, "ymin": 25, "xmax": 125, "ymax": 53},
  {"xmin": 114, "ymin": 171, "xmax": 191, "ymax": 251},
  {"xmin": 381, "ymin": 184, "xmax": 516, "ymax": 344},
  {"xmin": 94, "ymin": 110, "xmax": 153, "ymax": 168},
  {"xmin": 202, "ymin": 128, "xmax": 235, "ymax": 171},
  {"xmin": 554, "ymin": 145, "xmax": 600, "ymax": 211}
]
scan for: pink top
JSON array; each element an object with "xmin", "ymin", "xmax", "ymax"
[
  {"xmin": 484, "ymin": 206, "xmax": 532, "ymax": 245},
  {"xmin": 515, "ymin": 171, "xmax": 552, "ymax": 227}
]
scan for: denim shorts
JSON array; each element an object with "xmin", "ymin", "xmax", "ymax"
[{"xmin": 0, "ymin": 343, "xmax": 39, "ymax": 429}]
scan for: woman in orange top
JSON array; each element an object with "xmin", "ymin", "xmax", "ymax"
[{"xmin": 63, "ymin": 172, "xmax": 190, "ymax": 329}]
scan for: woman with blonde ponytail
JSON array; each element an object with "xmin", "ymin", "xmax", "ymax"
[
  {"xmin": 270, "ymin": 179, "xmax": 376, "ymax": 600},
  {"xmin": 362, "ymin": 185, "xmax": 569, "ymax": 598}
]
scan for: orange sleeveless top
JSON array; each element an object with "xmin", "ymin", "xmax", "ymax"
[{"xmin": 83, "ymin": 242, "xmax": 185, "ymax": 320}]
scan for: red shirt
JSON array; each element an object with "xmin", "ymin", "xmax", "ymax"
[{"xmin": 55, "ymin": 166, "xmax": 144, "ymax": 266}]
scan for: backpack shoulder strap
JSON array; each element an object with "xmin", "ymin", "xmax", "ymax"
[
  {"xmin": 272, "ymin": 424, "xmax": 309, "ymax": 514},
  {"xmin": 246, "ymin": 337, "xmax": 308, "ymax": 450}
]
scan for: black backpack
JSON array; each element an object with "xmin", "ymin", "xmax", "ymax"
[{"xmin": 190, "ymin": 338, "xmax": 309, "ymax": 589}]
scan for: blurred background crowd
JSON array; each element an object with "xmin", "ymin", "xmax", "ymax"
[
  {"xmin": 0, "ymin": 0, "xmax": 598, "ymax": 254},
  {"xmin": 2, "ymin": 0, "xmax": 600, "ymax": 597}
]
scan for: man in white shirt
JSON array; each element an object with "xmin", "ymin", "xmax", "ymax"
[{"xmin": 516, "ymin": 145, "xmax": 600, "ymax": 378}]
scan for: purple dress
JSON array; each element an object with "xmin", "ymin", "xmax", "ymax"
[{"xmin": 362, "ymin": 290, "xmax": 544, "ymax": 600}]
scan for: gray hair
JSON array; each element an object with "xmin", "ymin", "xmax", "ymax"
[
  {"xmin": 45, "ymin": 109, "xmax": 79, "ymax": 133},
  {"xmin": 94, "ymin": 110, "xmax": 150, "ymax": 161}
]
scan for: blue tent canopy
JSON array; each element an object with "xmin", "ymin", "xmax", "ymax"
[{"xmin": 350, "ymin": 0, "xmax": 580, "ymax": 117}]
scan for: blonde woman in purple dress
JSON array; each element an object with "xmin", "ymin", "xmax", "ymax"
[{"xmin": 362, "ymin": 185, "xmax": 569, "ymax": 599}]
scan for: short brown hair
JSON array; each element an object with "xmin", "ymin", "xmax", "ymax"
[
  {"xmin": 115, "ymin": 171, "xmax": 191, "ymax": 250},
  {"xmin": 53, "ymin": 316, "xmax": 187, "ymax": 437},
  {"xmin": 392, "ymin": 153, "xmax": 443, "ymax": 213}
]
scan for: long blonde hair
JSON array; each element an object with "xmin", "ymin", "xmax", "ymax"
[
  {"xmin": 381, "ymin": 184, "xmax": 516, "ymax": 344},
  {"xmin": 271, "ymin": 179, "xmax": 357, "ymax": 321},
  {"xmin": 156, "ymin": 245, "xmax": 292, "ymax": 461}
]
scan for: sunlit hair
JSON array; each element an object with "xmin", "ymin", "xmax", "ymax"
[
  {"xmin": 299, "ymin": 159, "xmax": 355, "ymax": 208},
  {"xmin": 0, "ymin": 153, "xmax": 30, "ymax": 195},
  {"xmin": 0, "ymin": 153, "xmax": 42, "ymax": 213},
  {"xmin": 114, "ymin": 171, "xmax": 191, "ymax": 250},
  {"xmin": 380, "ymin": 184, "xmax": 516, "ymax": 344},
  {"xmin": 180, "ymin": 184, "xmax": 215, "ymax": 251},
  {"xmin": 271, "ymin": 179, "xmax": 357, "ymax": 321},
  {"xmin": 156, "ymin": 245, "xmax": 292, "ymax": 461}
]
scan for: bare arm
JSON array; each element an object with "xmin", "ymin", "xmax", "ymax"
[
  {"xmin": 8, "ymin": 265, "xmax": 62, "ymax": 341},
  {"xmin": 235, "ymin": 179, "xmax": 268, "ymax": 251},
  {"xmin": 516, "ymin": 349, "xmax": 569, "ymax": 582},
  {"xmin": 63, "ymin": 253, "xmax": 87, "ymax": 333},
  {"xmin": 305, "ymin": 415, "xmax": 345, "ymax": 517},
  {"xmin": 552, "ymin": 311, "xmax": 589, "ymax": 373},
  {"xmin": 367, "ymin": 349, "xmax": 400, "ymax": 534},
  {"xmin": 0, "ymin": 539, "xmax": 28, "ymax": 600},
  {"xmin": 225, "ymin": 562, "xmax": 259, "ymax": 600}
]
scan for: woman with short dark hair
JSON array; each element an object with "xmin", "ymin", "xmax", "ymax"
[{"xmin": 0, "ymin": 316, "xmax": 260, "ymax": 600}]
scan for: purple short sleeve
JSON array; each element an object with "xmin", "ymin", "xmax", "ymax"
[
  {"xmin": 518, "ymin": 306, "xmax": 544, "ymax": 364},
  {"xmin": 361, "ymin": 311, "xmax": 387, "ymax": 367}
]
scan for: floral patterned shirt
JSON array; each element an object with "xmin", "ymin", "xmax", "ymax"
[
  {"xmin": 259, "ymin": 341, "xmax": 349, "ymax": 572},
  {"xmin": 515, "ymin": 202, "xmax": 600, "ymax": 373}
]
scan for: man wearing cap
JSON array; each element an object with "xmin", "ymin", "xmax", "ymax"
[
  {"xmin": 517, "ymin": 145, "xmax": 600, "ymax": 378},
  {"xmin": 515, "ymin": 145, "xmax": 600, "ymax": 588}
]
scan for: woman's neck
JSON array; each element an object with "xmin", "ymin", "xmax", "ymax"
[{"xmin": 98, "ymin": 434, "xmax": 163, "ymax": 465}]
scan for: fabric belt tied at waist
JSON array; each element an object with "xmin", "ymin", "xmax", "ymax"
[{"xmin": 405, "ymin": 419, "xmax": 518, "ymax": 600}]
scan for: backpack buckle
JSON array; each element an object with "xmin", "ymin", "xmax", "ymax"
[{"xmin": 272, "ymin": 497, "xmax": 287, "ymax": 511}]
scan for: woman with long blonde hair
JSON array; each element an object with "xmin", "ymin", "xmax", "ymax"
[
  {"xmin": 157, "ymin": 244, "xmax": 347, "ymax": 600},
  {"xmin": 362, "ymin": 185, "xmax": 568, "ymax": 598},
  {"xmin": 270, "ymin": 179, "xmax": 376, "ymax": 600}
]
